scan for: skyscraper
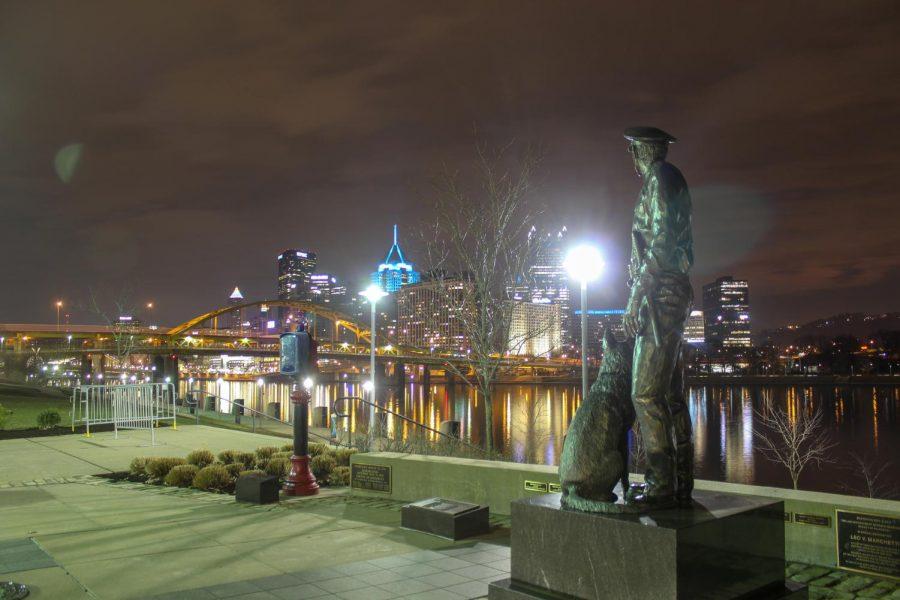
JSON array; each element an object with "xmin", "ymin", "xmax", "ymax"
[
  {"xmin": 524, "ymin": 226, "xmax": 571, "ymax": 345},
  {"xmin": 228, "ymin": 286, "xmax": 243, "ymax": 330},
  {"xmin": 277, "ymin": 249, "xmax": 317, "ymax": 301},
  {"xmin": 397, "ymin": 279, "xmax": 471, "ymax": 353},
  {"xmin": 572, "ymin": 309, "xmax": 626, "ymax": 358},
  {"xmin": 702, "ymin": 277, "xmax": 751, "ymax": 348},
  {"xmin": 309, "ymin": 273, "xmax": 347, "ymax": 304},
  {"xmin": 507, "ymin": 301, "xmax": 561, "ymax": 357},
  {"xmin": 371, "ymin": 225, "xmax": 420, "ymax": 293},
  {"xmin": 684, "ymin": 310, "xmax": 705, "ymax": 344}
]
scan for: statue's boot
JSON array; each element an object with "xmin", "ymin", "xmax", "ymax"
[
  {"xmin": 675, "ymin": 441, "xmax": 694, "ymax": 507},
  {"xmin": 626, "ymin": 446, "xmax": 677, "ymax": 510}
]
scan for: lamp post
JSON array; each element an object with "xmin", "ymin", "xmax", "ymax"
[
  {"xmin": 359, "ymin": 284, "xmax": 388, "ymax": 434},
  {"xmin": 564, "ymin": 244, "xmax": 605, "ymax": 402},
  {"xmin": 55, "ymin": 301, "xmax": 63, "ymax": 331}
]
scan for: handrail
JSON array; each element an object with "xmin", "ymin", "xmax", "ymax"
[
  {"xmin": 332, "ymin": 395, "xmax": 486, "ymax": 455},
  {"xmin": 183, "ymin": 388, "xmax": 332, "ymax": 444}
]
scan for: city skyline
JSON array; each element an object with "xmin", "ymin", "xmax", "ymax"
[{"xmin": 1, "ymin": 3, "xmax": 898, "ymax": 329}]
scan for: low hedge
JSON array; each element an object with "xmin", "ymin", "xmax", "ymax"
[
  {"xmin": 331, "ymin": 466, "xmax": 351, "ymax": 486},
  {"xmin": 265, "ymin": 457, "xmax": 291, "ymax": 478},
  {"xmin": 165, "ymin": 464, "xmax": 199, "ymax": 487},
  {"xmin": 129, "ymin": 457, "xmax": 150, "ymax": 481},
  {"xmin": 311, "ymin": 454, "xmax": 337, "ymax": 482},
  {"xmin": 37, "ymin": 409, "xmax": 61, "ymax": 430},
  {"xmin": 185, "ymin": 449, "xmax": 215, "ymax": 468},
  {"xmin": 255, "ymin": 446, "xmax": 279, "ymax": 461},
  {"xmin": 146, "ymin": 457, "xmax": 187, "ymax": 482},
  {"xmin": 193, "ymin": 464, "xmax": 233, "ymax": 493}
]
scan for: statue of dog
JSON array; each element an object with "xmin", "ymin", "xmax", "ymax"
[{"xmin": 559, "ymin": 329, "xmax": 636, "ymax": 512}]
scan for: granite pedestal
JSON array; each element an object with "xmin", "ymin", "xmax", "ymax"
[
  {"xmin": 488, "ymin": 488, "xmax": 807, "ymax": 600},
  {"xmin": 235, "ymin": 473, "xmax": 279, "ymax": 504},
  {"xmin": 401, "ymin": 497, "xmax": 489, "ymax": 540}
]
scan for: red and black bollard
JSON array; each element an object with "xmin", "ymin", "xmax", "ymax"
[{"xmin": 282, "ymin": 386, "xmax": 319, "ymax": 496}]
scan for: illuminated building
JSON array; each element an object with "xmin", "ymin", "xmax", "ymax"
[
  {"xmin": 277, "ymin": 249, "xmax": 317, "ymax": 301},
  {"xmin": 684, "ymin": 309, "xmax": 705, "ymax": 344},
  {"xmin": 228, "ymin": 286, "xmax": 243, "ymax": 330},
  {"xmin": 371, "ymin": 225, "xmax": 420, "ymax": 293},
  {"xmin": 309, "ymin": 274, "xmax": 346, "ymax": 304},
  {"xmin": 507, "ymin": 301, "xmax": 561, "ymax": 357},
  {"xmin": 702, "ymin": 276, "xmax": 751, "ymax": 348},
  {"xmin": 573, "ymin": 309, "xmax": 625, "ymax": 358},
  {"xmin": 397, "ymin": 279, "xmax": 471, "ymax": 353},
  {"xmin": 516, "ymin": 226, "xmax": 572, "ymax": 345}
]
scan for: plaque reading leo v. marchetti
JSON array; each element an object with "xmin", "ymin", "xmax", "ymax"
[{"xmin": 836, "ymin": 510, "xmax": 899, "ymax": 579}]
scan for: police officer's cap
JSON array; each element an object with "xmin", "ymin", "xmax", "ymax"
[{"xmin": 624, "ymin": 127, "xmax": 677, "ymax": 144}]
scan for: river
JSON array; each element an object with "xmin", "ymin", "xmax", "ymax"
[{"xmin": 184, "ymin": 379, "xmax": 899, "ymax": 496}]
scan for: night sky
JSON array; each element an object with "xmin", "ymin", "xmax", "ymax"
[{"xmin": 1, "ymin": 2, "xmax": 898, "ymax": 329}]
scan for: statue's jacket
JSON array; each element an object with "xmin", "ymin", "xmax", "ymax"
[{"xmin": 628, "ymin": 160, "xmax": 694, "ymax": 332}]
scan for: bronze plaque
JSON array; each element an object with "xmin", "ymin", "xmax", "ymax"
[
  {"xmin": 795, "ymin": 513, "xmax": 830, "ymax": 527},
  {"xmin": 351, "ymin": 463, "xmax": 391, "ymax": 493},
  {"xmin": 548, "ymin": 483, "xmax": 562, "ymax": 493},
  {"xmin": 836, "ymin": 510, "xmax": 899, "ymax": 580},
  {"xmin": 524, "ymin": 480, "xmax": 548, "ymax": 493}
]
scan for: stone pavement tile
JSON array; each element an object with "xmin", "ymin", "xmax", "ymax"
[
  {"xmin": 401, "ymin": 589, "xmax": 464, "ymax": 600},
  {"xmin": 205, "ymin": 580, "xmax": 266, "ymax": 597},
  {"xmin": 153, "ymin": 590, "xmax": 218, "ymax": 600},
  {"xmin": 270, "ymin": 583, "xmax": 331, "ymax": 600},
  {"xmin": 403, "ymin": 549, "xmax": 446, "ymax": 562},
  {"xmin": 476, "ymin": 544, "xmax": 509, "ymax": 557},
  {"xmin": 457, "ymin": 550, "xmax": 507, "ymax": 565},
  {"xmin": 792, "ymin": 566, "xmax": 832, "ymax": 583},
  {"xmin": 335, "ymin": 586, "xmax": 398, "ymax": 600},
  {"xmin": 835, "ymin": 575, "xmax": 878, "ymax": 593},
  {"xmin": 483, "ymin": 558, "xmax": 510, "ymax": 572},
  {"xmin": 367, "ymin": 554, "xmax": 417, "ymax": 568},
  {"xmin": 332, "ymin": 560, "xmax": 384, "ymax": 575},
  {"xmin": 427, "ymin": 556, "xmax": 473, "ymax": 571},
  {"xmin": 229, "ymin": 593, "xmax": 280, "ymax": 600},
  {"xmin": 451, "ymin": 564, "xmax": 506, "ymax": 580},
  {"xmin": 415, "ymin": 571, "xmax": 470, "ymax": 588},
  {"xmin": 445, "ymin": 580, "xmax": 491, "ymax": 599},
  {"xmin": 390, "ymin": 563, "xmax": 442, "ymax": 578},
  {"xmin": 436, "ymin": 546, "xmax": 481, "ymax": 557},
  {"xmin": 0, "ymin": 566, "xmax": 91, "ymax": 599},
  {"xmin": 292, "ymin": 567, "xmax": 344, "ymax": 582},
  {"xmin": 248, "ymin": 574, "xmax": 306, "ymax": 591},
  {"xmin": 316, "ymin": 576, "xmax": 371, "ymax": 594},
  {"xmin": 356, "ymin": 569, "xmax": 408, "ymax": 585},
  {"xmin": 376, "ymin": 579, "xmax": 436, "ymax": 596}
]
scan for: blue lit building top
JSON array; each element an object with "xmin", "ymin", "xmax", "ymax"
[
  {"xmin": 371, "ymin": 225, "xmax": 421, "ymax": 293},
  {"xmin": 574, "ymin": 309, "xmax": 626, "ymax": 315}
]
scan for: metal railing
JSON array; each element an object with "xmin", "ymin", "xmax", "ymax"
[
  {"xmin": 71, "ymin": 382, "xmax": 176, "ymax": 445},
  {"xmin": 331, "ymin": 395, "xmax": 486, "ymax": 455},
  {"xmin": 181, "ymin": 388, "xmax": 332, "ymax": 444}
]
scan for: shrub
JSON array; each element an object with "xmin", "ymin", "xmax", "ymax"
[
  {"xmin": 272, "ymin": 451, "xmax": 293, "ymax": 459},
  {"xmin": 193, "ymin": 464, "xmax": 234, "ymax": 493},
  {"xmin": 224, "ymin": 463, "xmax": 244, "ymax": 479},
  {"xmin": 129, "ymin": 457, "xmax": 150, "ymax": 481},
  {"xmin": 145, "ymin": 457, "xmax": 187, "ymax": 482},
  {"xmin": 255, "ymin": 446, "xmax": 278, "ymax": 461},
  {"xmin": 239, "ymin": 469, "xmax": 266, "ymax": 478},
  {"xmin": 308, "ymin": 442, "xmax": 327, "ymax": 457},
  {"xmin": 333, "ymin": 448, "xmax": 357, "ymax": 467},
  {"xmin": 164, "ymin": 464, "xmax": 199, "ymax": 487},
  {"xmin": 185, "ymin": 449, "xmax": 215, "ymax": 468},
  {"xmin": 217, "ymin": 449, "xmax": 238, "ymax": 464},
  {"xmin": 280, "ymin": 443, "xmax": 294, "ymax": 452},
  {"xmin": 331, "ymin": 466, "xmax": 351, "ymax": 486},
  {"xmin": 310, "ymin": 454, "xmax": 336, "ymax": 482},
  {"xmin": 234, "ymin": 451, "xmax": 256, "ymax": 469},
  {"xmin": 265, "ymin": 457, "xmax": 291, "ymax": 478},
  {"xmin": 37, "ymin": 409, "xmax": 61, "ymax": 430}
]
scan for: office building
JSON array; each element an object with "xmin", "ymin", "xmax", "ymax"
[
  {"xmin": 702, "ymin": 276, "xmax": 751, "ymax": 348},
  {"xmin": 372, "ymin": 225, "xmax": 420, "ymax": 293},
  {"xmin": 507, "ymin": 301, "xmax": 561, "ymax": 357},
  {"xmin": 227, "ymin": 286, "xmax": 243, "ymax": 330},
  {"xmin": 573, "ymin": 309, "xmax": 626, "ymax": 358},
  {"xmin": 277, "ymin": 249, "xmax": 317, "ymax": 301},
  {"xmin": 684, "ymin": 310, "xmax": 705, "ymax": 344},
  {"xmin": 397, "ymin": 279, "xmax": 471, "ymax": 353},
  {"xmin": 521, "ymin": 226, "xmax": 572, "ymax": 345},
  {"xmin": 309, "ymin": 274, "xmax": 346, "ymax": 305}
]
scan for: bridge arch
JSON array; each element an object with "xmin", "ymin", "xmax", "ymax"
[{"xmin": 167, "ymin": 299, "xmax": 374, "ymax": 344}]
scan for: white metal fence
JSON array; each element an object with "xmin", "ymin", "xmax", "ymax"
[{"xmin": 71, "ymin": 383, "xmax": 177, "ymax": 445}]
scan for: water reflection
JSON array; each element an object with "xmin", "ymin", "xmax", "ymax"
[{"xmin": 182, "ymin": 379, "xmax": 900, "ymax": 494}]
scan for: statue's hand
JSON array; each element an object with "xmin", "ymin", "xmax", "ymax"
[{"xmin": 623, "ymin": 292, "xmax": 642, "ymax": 339}]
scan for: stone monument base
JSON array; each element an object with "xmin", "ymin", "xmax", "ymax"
[{"xmin": 488, "ymin": 488, "xmax": 807, "ymax": 600}]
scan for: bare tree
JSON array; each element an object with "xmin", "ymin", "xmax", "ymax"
[
  {"xmin": 87, "ymin": 287, "xmax": 139, "ymax": 367},
  {"xmin": 753, "ymin": 406, "xmax": 836, "ymax": 490},
  {"xmin": 420, "ymin": 142, "xmax": 551, "ymax": 452},
  {"xmin": 841, "ymin": 452, "xmax": 897, "ymax": 499}
]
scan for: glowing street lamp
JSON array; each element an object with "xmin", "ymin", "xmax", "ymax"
[
  {"xmin": 55, "ymin": 300, "xmax": 63, "ymax": 331},
  {"xmin": 359, "ymin": 284, "xmax": 388, "ymax": 433},
  {"xmin": 564, "ymin": 244, "xmax": 605, "ymax": 402}
]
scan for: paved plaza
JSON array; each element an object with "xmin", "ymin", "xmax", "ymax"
[{"xmin": 0, "ymin": 426, "xmax": 896, "ymax": 599}]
